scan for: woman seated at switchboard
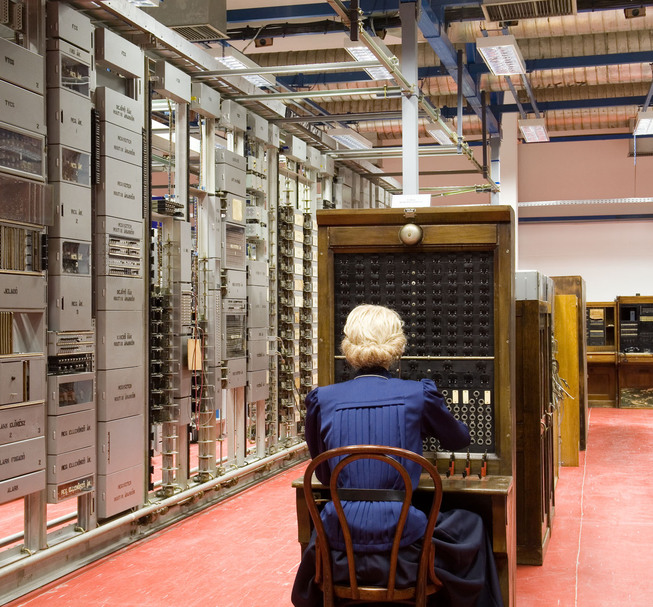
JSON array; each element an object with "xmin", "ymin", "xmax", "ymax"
[{"xmin": 291, "ymin": 304, "xmax": 503, "ymax": 607}]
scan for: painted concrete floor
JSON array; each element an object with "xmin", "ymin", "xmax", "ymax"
[{"xmin": 6, "ymin": 407, "xmax": 653, "ymax": 606}]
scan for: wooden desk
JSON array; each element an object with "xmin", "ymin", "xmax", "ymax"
[{"xmin": 293, "ymin": 474, "xmax": 515, "ymax": 607}]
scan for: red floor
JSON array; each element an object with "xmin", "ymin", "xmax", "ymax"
[{"xmin": 6, "ymin": 407, "xmax": 653, "ymax": 606}]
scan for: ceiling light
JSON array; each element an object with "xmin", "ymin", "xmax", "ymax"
[
  {"xmin": 345, "ymin": 44, "xmax": 392, "ymax": 81},
  {"xmin": 329, "ymin": 128, "xmax": 374, "ymax": 150},
  {"xmin": 634, "ymin": 109, "xmax": 653, "ymax": 136},
  {"xmin": 426, "ymin": 125, "xmax": 453, "ymax": 145},
  {"xmin": 519, "ymin": 118, "xmax": 549, "ymax": 142},
  {"xmin": 476, "ymin": 34, "xmax": 526, "ymax": 76},
  {"xmin": 126, "ymin": 0, "xmax": 160, "ymax": 6},
  {"xmin": 216, "ymin": 56, "xmax": 270, "ymax": 88}
]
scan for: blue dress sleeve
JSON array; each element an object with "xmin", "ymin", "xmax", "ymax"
[
  {"xmin": 304, "ymin": 387, "xmax": 331, "ymax": 485},
  {"xmin": 420, "ymin": 379, "xmax": 471, "ymax": 451}
]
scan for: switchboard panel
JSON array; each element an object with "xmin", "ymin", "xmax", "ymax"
[
  {"xmin": 49, "ymin": 182, "xmax": 92, "ymax": 240},
  {"xmin": 191, "ymin": 82, "xmax": 221, "ymax": 119},
  {"xmin": 0, "ymin": 123, "xmax": 46, "ymax": 181},
  {"xmin": 0, "ymin": 80, "xmax": 46, "ymax": 136},
  {"xmin": 48, "ymin": 144, "xmax": 91, "ymax": 187},
  {"xmin": 101, "ymin": 122, "xmax": 143, "ymax": 166},
  {"xmin": 95, "ymin": 27, "xmax": 144, "ymax": 80},
  {"xmin": 96, "ymin": 311, "xmax": 144, "ymax": 370},
  {"xmin": 0, "ymin": 273, "xmax": 47, "ymax": 309},
  {"xmin": 96, "ymin": 276, "xmax": 145, "ymax": 311},
  {"xmin": 96, "ymin": 156, "xmax": 143, "ymax": 221},
  {"xmin": 96, "ymin": 367, "xmax": 144, "ymax": 422},
  {"xmin": 97, "ymin": 462, "xmax": 144, "ymax": 519},
  {"xmin": 46, "ymin": 1, "xmax": 92, "ymax": 51},
  {"xmin": 154, "ymin": 61, "xmax": 191, "ymax": 104},
  {"xmin": 97, "ymin": 414, "xmax": 145, "ymax": 475},
  {"xmin": 0, "ymin": 403, "xmax": 45, "ymax": 445},
  {"xmin": 47, "ymin": 444, "xmax": 95, "ymax": 485},
  {"xmin": 247, "ymin": 370, "xmax": 269, "ymax": 402},
  {"xmin": 46, "ymin": 40, "xmax": 92, "ymax": 98},
  {"xmin": 0, "ymin": 436, "xmax": 45, "ymax": 481},
  {"xmin": 48, "ymin": 239, "xmax": 91, "ymax": 276},
  {"xmin": 225, "ymin": 358, "xmax": 247, "ymax": 388},
  {"xmin": 47, "ymin": 372, "xmax": 94, "ymax": 415},
  {"xmin": 95, "ymin": 87, "xmax": 144, "ymax": 133},
  {"xmin": 0, "ymin": 36, "xmax": 44, "ymax": 94},
  {"xmin": 317, "ymin": 207, "xmax": 515, "ymax": 475},
  {"xmin": 48, "ymin": 276, "xmax": 93, "ymax": 331},
  {"xmin": 47, "ymin": 408, "xmax": 95, "ymax": 454},
  {"xmin": 222, "ymin": 223, "xmax": 246, "ymax": 271},
  {"xmin": 0, "ymin": 469, "xmax": 46, "ymax": 505},
  {"xmin": 47, "ymin": 88, "xmax": 91, "ymax": 150}
]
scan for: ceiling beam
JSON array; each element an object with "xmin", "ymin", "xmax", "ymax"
[{"xmin": 417, "ymin": 0, "xmax": 499, "ymax": 134}]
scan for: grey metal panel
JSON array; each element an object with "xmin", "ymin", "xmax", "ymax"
[
  {"xmin": 97, "ymin": 414, "xmax": 144, "ymax": 475},
  {"xmin": 95, "ymin": 215, "xmax": 143, "ymax": 241},
  {"xmin": 222, "ymin": 222, "xmax": 246, "ymax": 271},
  {"xmin": 219, "ymin": 100, "xmax": 247, "ymax": 132},
  {"xmin": 154, "ymin": 61, "xmax": 192, "ymax": 104},
  {"xmin": 247, "ymin": 327, "xmax": 267, "ymax": 342},
  {"xmin": 177, "ymin": 396, "xmax": 191, "ymax": 426},
  {"xmin": 0, "ymin": 80, "xmax": 45, "ymax": 135},
  {"xmin": 46, "ymin": 40, "xmax": 92, "ymax": 98},
  {"xmin": 48, "ymin": 144, "xmax": 91, "ymax": 188},
  {"xmin": 96, "ymin": 156, "xmax": 143, "ymax": 222},
  {"xmin": 0, "ymin": 361, "xmax": 24, "ymax": 405},
  {"xmin": 0, "ymin": 403, "xmax": 44, "ymax": 444},
  {"xmin": 246, "ymin": 112, "xmax": 269, "ymax": 143},
  {"xmin": 96, "ymin": 276, "xmax": 144, "ymax": 311},
  {"xmin": 515, "ymin": 270, "xmax": 551, "ymax": 302},
  {"xmin": 0, "ymin": 469, "xmax": 46, "ymax": 506},
  {"xmin": 247, "ymin": 260, "xmax": 268, "ymax": 287},
  {"xmin": 48, "ymin": 275, "xmax": 93, "ymax": 332},
  {"xmin": 47, "ymin": 472, "xmax": 93, "ymax": 503},
  {"xmin": 47, "ymin": 238, "xmax": 91, "ymax": 276},
  {"xmin": 191, "ymin": 83, "xmax": 220, "ymax": 119},
  {"xmin": 0, "ymin": 436, "xmax": 45, "ymax": 482},
  {"xmin": 101, "ymin": 122, "xmax": 143, "ymax": 167},
  {"xmin": 46, "ymin": 1, "xmax": 93, "ymax": 51},
  {"xmin": 47, "ymin": 409, "xmax": 95, "ymax": 455},
  {"xmin": 47, "ymin": 444, "xmax": 95, "ymax": 485},
  {"xmin": 247, "ymin": 285, "xmax": 269, "ymax": 328},
  {"xmin": 247, "ymin": 370, "xmax": 269, "ymax": 402},
  {"xmin": 95, "ymin": 87, "xmax": 144, "ymax": 134},
  {"xmin": 96, "ymin": 367, "xmax": 144, "ymax": 422},
  {"xmin": 47, "ymin": 372, "xmax": 95, "ymax": 416},
  {"xmin": 247, "ymin": 340, "xmax": 269, "ymax": 372},
  {"xmin": 94, "ymin": 27, "xmax": 144, "ymax": 80},
  {"xmin": 97, "ymin": 463, "xmax": 144, "ymax": 519},
  {"xmin": 47, "ymin": 88, "xmax": 91, "ymax": 151},
  {"xmin": 96, "ymin": 310, "xmax": 144, "ymax": 370},
  {"xmin": 27, "ymin": 357, "xmax": 46, "ymax": 402},
  {"xmin": 215, "ymin": 166, "xmax": 246, "ymax": 198},
  {"xmin": 171, "ymin": 220, "xmax": 192, "ymax": 284},
  {"xmin": 224, "ymin": 270, "xmax": 246, "ymax": 299},
  {"xmin": 0, "ymin": 272, "xmax": 46, "ymax": 309},
  {"xmin": 225, "ymin": 358, "xmax": 247, "ymax": 388},
  {"xmin": 0, "ymin": 37, "xmax": 44, "ymax": 94},
  {"xmin": 49, "ymin": 182, "xmax": 92, "ymax": 240}
]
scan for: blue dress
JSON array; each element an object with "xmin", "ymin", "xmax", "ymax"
[{"xmin": 291, "ymin": 368, "xmax": 504, "ymax": 607}]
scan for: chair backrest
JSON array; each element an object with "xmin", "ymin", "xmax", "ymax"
[{"xmin": 303, "ymin": 445, "xmax": 443, "ymax": 606}]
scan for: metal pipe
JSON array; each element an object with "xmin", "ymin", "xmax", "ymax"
[
  {"xmin": 0, "ymin": 513, "xmax": 77, "ymax": 549},
  {"xmin": 327, "ymin": 145, "xmax": 460, "ymax": 160},
  {"xmin": 230, "ymin": 86, "xmax": 401, "ymax": 102},
  {"xmin": 505, "ymin": 76, "xmax": 527, "ymax": 119},
  {"xmin": 520, "ymin": 74, "xmax": 541, "ymax": 118},
  {"xmin": 0, "ymin": 443, "xmax": 307, "ymax": 578}
]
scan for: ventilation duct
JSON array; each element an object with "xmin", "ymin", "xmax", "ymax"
[
  {"xmin": 143, "ymin": 0, "xmax": 227, "ymax": 42},
  {"xmin": 481, "ymin": 0, "xmax": 576, "ymax": 22}
]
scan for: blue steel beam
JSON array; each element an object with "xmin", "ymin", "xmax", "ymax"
[
  {"xmin": 227, "ymin": 1, "xmax": 400, "ymax": 24},
  {"xmin": 417, "ymin": 0, "xmax": 500, "ymax": 133}
]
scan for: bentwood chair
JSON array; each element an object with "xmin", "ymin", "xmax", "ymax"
[{"xmin": 303, "ymin": 445, "xmax": 443, "ymax": 606}]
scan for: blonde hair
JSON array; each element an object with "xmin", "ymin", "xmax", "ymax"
[{"xmin": 341, "ymin": 304, "xmax": 406, "ymax": 370}]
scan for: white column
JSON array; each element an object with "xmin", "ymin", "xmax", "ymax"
[
  {"xmin": 496, "ymin": 107, "xmax": 519, "ymax": 258},
  {"xmin": 400, "ymin": 1, "xmax": 419, "ymax": 195}
]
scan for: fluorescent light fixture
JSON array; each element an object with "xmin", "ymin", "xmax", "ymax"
[
  {"xmin": 329, "ymin": 128, "xmax": 374, "ymax": 150},
  {"xmin": 634, "ymin": 109, "xmax": 653, "ymax": 135},
  {"xmin": 519, "ymin": 118, "xmax": 549, "ymax": 142},
  {"xmin": 345, "ymin": 46, "xmax": 392, "ymax": 80},
  {"xmin": 215, "ymin": 56, "xmax": 270, "ymax": 88},
  {"xmin": 426, "ymin": 125, "xmax": 453, "ymax": 145},
  {"xmin": 476, "ymin": 34, "xmax": 526, "ymax": 76},
  {"xmin": 126, "ymin": 0, "xmax": 160, "ymax": 6}
]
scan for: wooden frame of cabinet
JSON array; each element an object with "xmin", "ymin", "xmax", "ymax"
[{"xmin": 586, "ymin": 302, "xmax": 618, "ymax": 407}]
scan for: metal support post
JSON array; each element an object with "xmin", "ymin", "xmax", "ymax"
[{"xmin": 400, "ymin": 1, "xmax": 419, "ymax": 195}]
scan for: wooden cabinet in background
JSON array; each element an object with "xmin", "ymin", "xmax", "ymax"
[
  {"xmin": 515, "ymin": 271, "xmax": 556, "ymax": 565},
  {"xmin": 586, "ymin": 302, "xmax": 618, "ymax": 407},
  {"xmin": 551, "ymin": 276, "xmax": 588, "ymax": 451}
]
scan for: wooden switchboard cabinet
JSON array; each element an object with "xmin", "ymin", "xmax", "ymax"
[
  {"xmin": 315, "ymin": 206, "xmax": 516, "ymax": 606},
  {"xmin": 586, "ymin": 302, "xmax": 618, "ymax": 407}
]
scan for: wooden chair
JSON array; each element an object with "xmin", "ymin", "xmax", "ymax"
[{"xmin": 303, "ymin": 445, "xmax": 444, "ymax": 606}]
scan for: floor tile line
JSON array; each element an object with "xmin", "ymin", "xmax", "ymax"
[{"xmin": 574, "ymin": 407, "xmax": 591, "ymax": 607}]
